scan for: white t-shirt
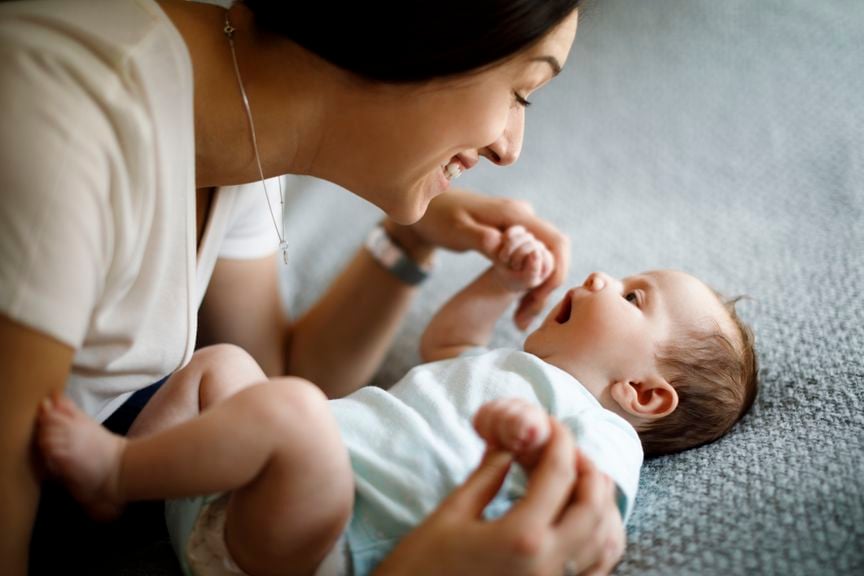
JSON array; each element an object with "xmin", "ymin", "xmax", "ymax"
[{"xmin": 0, "ymin": 0, "xmax": 281, "ymax": 421}]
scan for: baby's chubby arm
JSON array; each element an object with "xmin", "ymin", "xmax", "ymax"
[{"xmin": 420, "ymin": 226, "xmax": 554, "ymax": 362}]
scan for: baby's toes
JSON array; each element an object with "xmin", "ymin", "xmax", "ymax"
[
  {"xmin": 54, "ymin": 393, "xmax": 80, "ymax": 416},
  {"xmin": 38, "ymin": 407, "xmax": 72, "ymax": 465},
  {"xmin": 475, "ymin": 398, "xmax": 553, "ymax": 455},
  {"xmin": 498, "ymin": 406, "xmax": 547, "ymax": 451},
  {"xmin": 475, "ymin": 398, "xmax": 550, "ymax": 454},
  {"xmin": 38, "ymin": 399, "xmax": 64, "ymax": 439},
  {"xmin": 473, "ymin": 398, "xmax": 508, "ymax": 445},
  {"xmin": 499, "ymin": 417, "xmax": 533, "ymax": 451},
  {"xmin": 513, "ymin": 407, "xmax": 550, "ymax": 452}
]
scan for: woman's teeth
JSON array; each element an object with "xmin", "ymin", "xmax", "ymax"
[{"xmin": 444, "ymin": 161, "xmax": 463, "ymax": 181}]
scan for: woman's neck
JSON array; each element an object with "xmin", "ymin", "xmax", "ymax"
[{"xmin": 157, "ymin": 0, "xmax": 316, "ymax": 188}]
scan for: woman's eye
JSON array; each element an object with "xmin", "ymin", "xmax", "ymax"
[
  {"xmin": 625, "ymin": 292, "xmax": 639, "ymax": 306},
  {"xmin": 513, "ymin": 92, "xmax": 532, "ymax": 108}
]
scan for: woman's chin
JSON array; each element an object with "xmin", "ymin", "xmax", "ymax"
[
  {"xmin": 390, "ymin": 196, "xmax": 433, "ymax": 225},
  {"xmin": 387, "ymin": 208, "xmax": 423, "ymax": 226},
  {"xmin": 388, "ymin": 175, "xmax": 448, "ymax": 224}
]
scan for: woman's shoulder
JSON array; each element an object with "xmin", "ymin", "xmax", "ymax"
[
  {"xmin": 0, "ymin": 0, "xmax": 183, "ymax": 56},
  {"xmin": 0, "ymin": 0, "xmax": 192, "ymax": 133},
  {"xmin": 0, "ymin": 0, "xmax": 195, "ymax": 207}
]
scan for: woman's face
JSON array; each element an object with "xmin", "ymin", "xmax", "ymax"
[{"xmin": 325, "ymin": 10, "xmax": 580, "ymax": 224}]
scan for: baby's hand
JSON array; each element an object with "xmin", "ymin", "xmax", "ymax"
[
  {"xmin": 473, "ymin": 398, "xmax": 551, "ymax": 469},
  {"xmin": 493, "ymin": 225, "xmax": 554, "ymax": 292}
]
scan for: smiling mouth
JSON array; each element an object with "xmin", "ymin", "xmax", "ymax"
[
  {"xmin": 443, "ymin": 161, "xmax": 463, "ymax": 181},
  {"xmin": 555, "ymin": 291, "xmax": 573, "ymax": 324}
]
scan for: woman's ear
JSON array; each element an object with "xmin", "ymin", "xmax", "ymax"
[{"xmin": 609, "ymin": 376, "xmax": 678, "ymax": 420}]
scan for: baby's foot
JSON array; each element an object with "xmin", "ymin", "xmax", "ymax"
[
  {"xmin": 37, "ymin": 393, "xmax": 127, "ymax": 520},
  {"xmin": 473, "ymin": 398, "xmax": 551, "ymax": 468},
  {"xmin": 494, "ymin": 226, "xmax": 554, "ymax": 292}
]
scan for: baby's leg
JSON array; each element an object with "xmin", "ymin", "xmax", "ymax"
[
  {"xmin": 473, "ymin": 398, "xmax": 551, "ymax": 469},
  {"xmin": 129, "ymin": 344, "xmax": 268, "ymax": 437},
  {"xmin": 38, "ymin": 379, "xmax": 353, "ymax": 576},
  {"xmin": 224, "ymin": 382, "xmax": 354, "ymax": 575}
]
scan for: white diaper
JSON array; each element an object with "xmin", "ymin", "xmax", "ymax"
[
  {"xmin": 185, "ymin": 494, "xmax": 244, "ymax": 575},
  {"xmin": 184, "ymin": 494, "xmax": 351, "ymax": 576}
]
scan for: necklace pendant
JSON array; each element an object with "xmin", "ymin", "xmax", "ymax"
[
  {"xmin": 279, "ymin": 240, "xmax": 289, "ymax": 265},
  {"xmin": 223, "ymin": 15, "xmax": 235, "ymax": 39}
]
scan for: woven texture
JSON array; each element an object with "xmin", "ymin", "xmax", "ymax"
[{"xmin": 281, "ymin": 1, "xmax": 864, "ymax": 574}]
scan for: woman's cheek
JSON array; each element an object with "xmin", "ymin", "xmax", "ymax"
[{"xmin": 454, "ymin": 94, "xmax": 512, "ymax": 149}]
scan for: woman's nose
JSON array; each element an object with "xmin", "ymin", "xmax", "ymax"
[{"xmin": 480, "ymin": 109, "xmax": 525, "ymax": 167}]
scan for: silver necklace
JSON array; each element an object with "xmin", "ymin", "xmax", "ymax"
[{"xmin": 224, "ymin": 14, "xmax": 289, "ymax": 264}]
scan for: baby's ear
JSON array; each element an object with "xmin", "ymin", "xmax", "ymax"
[{"xmin": 609, "ymin": 376, "xmax": 678, "ymax": 420}]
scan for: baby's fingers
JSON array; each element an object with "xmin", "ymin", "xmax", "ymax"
[
  {"xmin": 497, "ymin": 226, "xmax": 532, "ymax": 264},
  {"xmin": 510, "ymin": 238, "xmax": 541, "ymax": 272},
  {"xmin": 524, "ymin": 251, "xmax": 546, "ymax": 286},
  {"xmin": 539, "ymin": 244, "xmax": 555, "ymax": 281}
]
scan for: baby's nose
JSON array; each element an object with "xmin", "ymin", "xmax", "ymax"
[{"xmin": 583, "ymin": 272, "xmax": 607, "ymax": 292}]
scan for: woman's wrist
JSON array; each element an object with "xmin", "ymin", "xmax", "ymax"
[
  {"xmin": 380, "ymin": 219, "xmax": 437, "ymax": 267},
  {"xmin": 364, "ymin": 221, "xmax": 437, "ymax": 286}
]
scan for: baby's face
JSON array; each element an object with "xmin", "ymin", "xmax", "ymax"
[{"xmin": 524, "ymin": 269, "xmax": 733, "ymax": 395}]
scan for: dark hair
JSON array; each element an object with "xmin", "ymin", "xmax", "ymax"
[
  {"xmin": 639, "ymin": 297, "xmax": 759, "ymax": 458},
  {"xmin": 243, "ymin": 0, "xmax": 580, "ymax": 83}
]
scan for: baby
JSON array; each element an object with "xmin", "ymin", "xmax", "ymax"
[{"xmin": 38, "ymin": 226, "xmax": 758, "ymax": 576}]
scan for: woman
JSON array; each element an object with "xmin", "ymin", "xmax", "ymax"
[{"xmin": 0, "ymin": 0, "xmax": 623, "ymax": 574}]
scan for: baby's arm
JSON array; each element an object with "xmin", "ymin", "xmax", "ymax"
[{"xmin": 420, "ymin": 226, "xmax": 553, "ymax": 362}]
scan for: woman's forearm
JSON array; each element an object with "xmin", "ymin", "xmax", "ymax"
[
  {"xmin": 1, "ymin": 442, "xmax": 38, "ymax": 576},
  {"xmin": 287, "ymin": 222, "xmax": 435, "ymax": 398},
  {"xmin": 0, "ymin": 475, "xmax": 35, "ymax": 576},
  {"xmin": 0, "ymin": 316, "xmax": 75, "ymax": 575}
]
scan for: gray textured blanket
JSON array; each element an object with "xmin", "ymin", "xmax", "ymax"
[{"xmin": 280, "ymin": 1, "xmax": 863, "ymax": 574}]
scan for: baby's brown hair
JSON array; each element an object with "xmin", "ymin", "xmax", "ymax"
[{"xmin": 638, "ymin": 297, "xmax": 758, "ymax": 457}]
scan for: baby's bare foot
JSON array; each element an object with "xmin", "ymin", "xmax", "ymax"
[
  {"xmin": 473, "ymin": 398, "xmax": 551, "ymax": 468},
  {"xmin": 37, "ymin": 393, "xmax": 127, "ymax": 520}
]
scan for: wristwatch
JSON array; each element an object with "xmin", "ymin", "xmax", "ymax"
[{"xmin": 365, "ymin": 225, "xmax": 434, "ymax": 286}]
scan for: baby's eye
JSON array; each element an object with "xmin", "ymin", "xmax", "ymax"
[{"xmin": 625, "ymin": 292, "xmax": 639, "ymax": 306}]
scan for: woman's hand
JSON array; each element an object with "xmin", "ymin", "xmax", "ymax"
[
  {"xmin": 373, "ymin": 419, "xmax": 625, "ymax": 576},
  {"xmin": 388, "ymin": 188, "xmax": 571, "ymax": 330}
]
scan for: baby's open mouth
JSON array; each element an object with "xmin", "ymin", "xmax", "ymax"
[{"xmin": 555, "ymin": 291, "xmax": 573, "ymax": 324}]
